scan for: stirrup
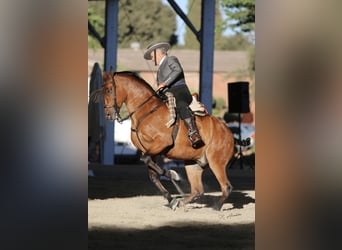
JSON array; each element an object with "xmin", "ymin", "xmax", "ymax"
[
  {"xmin": 191, "ymin": 139, "xmax": 205, "ymax": 149},
  {"xmin": 188, "ymin": 132, "xmax": 204, "ymax": 149}
]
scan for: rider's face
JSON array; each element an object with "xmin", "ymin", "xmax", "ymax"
[{"xmin": 150, "ymin": 49, "xmax": 164, "ymax": 65}]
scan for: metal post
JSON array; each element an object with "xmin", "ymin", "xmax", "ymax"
[
  {"xmin": 101, "ymin": 0, "xmax": 119, "ymax": 165},
  {"xmin": 199, "ymin": 0, "xmax": 215, "ymax": 114}
]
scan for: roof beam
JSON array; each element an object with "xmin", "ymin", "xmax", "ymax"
[
  {"xmin": 88, "ymin": 20, "xmax": 105, "ymax": 48},
  {"xmin": 101, "ymin": 0, "xmax": 119, "ymax": 165},
  {"xmin": 167, "ymin": 0, "xmax": 201, "ymax": 42}
]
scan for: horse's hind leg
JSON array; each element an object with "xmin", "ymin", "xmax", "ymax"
[
  {"xmin": 210, "ymin": 164, "xmax": 233, "ymax": 210},
  {"xmin": 181, "ymin": 163, "xmax": 204, "ymax": 205}
]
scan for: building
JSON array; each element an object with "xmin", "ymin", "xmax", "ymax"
[{"xmin": 88, "ymin": 48, "xmax": 254, "ymax": 120}]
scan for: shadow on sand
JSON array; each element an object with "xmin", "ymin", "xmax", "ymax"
[
  {"xmin": 89, "ymin": 222, "xmax": 255, "ymax": 250},
  {"xmin": 88, "ymin": 163, "xmax": 255, "ymax": 209},
  {"xmin": 88, "ymin": 163, "xmax": 255, "ymax": 200},
  {"xmin": 88, "ymin": 164, "xmax": 255, "ymax": 249}
]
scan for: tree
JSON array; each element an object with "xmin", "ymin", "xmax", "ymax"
[
  {"xmin": 220, "ymin": 0, "xmax": 255, "ymax": 33},
  {"xmin": 183, "ymin": 0, "xmax": 251, "ymax": 50},
  {"xmin": 88, "ymin": 2, "xmax": 105, "ymax": 49},
  {"xmin": 220, "ymin": 0, "xmax": 255, "ymax": 76},
  {"xmin": 216, "ymin": 33, "xmax": 252, "ymax": 50},
  {"xmin": 184, "ymin": 0, "xmax": 225, "ymax": 50},
  {"xmin": 118, "ymin": 0, "xmax": 177, "ymax": 47},
  {"xmin": 184, "ymin": 0, "xmax": 201, "ymax": 49},
  {"xmin": 88, "ymin": 0, "xmax": 177, "ymax": 49}
]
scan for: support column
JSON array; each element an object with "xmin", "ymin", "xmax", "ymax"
[
  {"xmin": 199, "ymin": 0, "xmax": 215, "ymax": 114},
  {"xmin": 101, "ymin": 0, "xmax": 119, "ymax": 165}
]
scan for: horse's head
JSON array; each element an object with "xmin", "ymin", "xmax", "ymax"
[
  {"xmin": 89, "ymin": 70, "xmax": 126, "ymax": 121},
  {"xmin": 91, "ymin": 70, "xmax": 157, "ymax": 122},
  {"xmin": 102, "ymin": 72, "xmax": 116, "ymax": 120},
  {"xmin": 102, "ymin": 71, "xmax": 127, "ymax": 121}
]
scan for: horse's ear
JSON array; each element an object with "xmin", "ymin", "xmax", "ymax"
[
  {"xmin": 109, "ymin": 66, "xmax": 114, "ymax": 76},
  {"xmin": 102, "ymin": 71, "xmax": 109, "ymax": 81}
]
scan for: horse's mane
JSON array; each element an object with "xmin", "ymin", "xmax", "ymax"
[
  {"xmin": 89, "ymin": 70, "xmax": 155, "ymax": 103},
  {"xmin": 115, "ymin": 71, "xmax": 155, "ymax": 93}
]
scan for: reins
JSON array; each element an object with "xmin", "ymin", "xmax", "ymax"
[
  {"xmin": 108, "ymin": 73, "xmax": 162, "ymax": 124},
  {"xmin": 106, "ymin": 72, "xmax": 168, "ymax": 153}
]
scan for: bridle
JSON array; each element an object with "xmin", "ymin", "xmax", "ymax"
[
  {"xmin": 103, "ymin": 73, "xmax": 122, "ymax": 122},
  {"xmin": 104, "ymin": 73, "xmax": 161, "ymax": 123}
]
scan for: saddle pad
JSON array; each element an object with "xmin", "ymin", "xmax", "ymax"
[{"xmin": 189, "ymin": 95, "xmax": 208, "ymax": 116}]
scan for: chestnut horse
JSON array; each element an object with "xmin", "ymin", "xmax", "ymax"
[{"xmin": 91, "ymin": 70, "xmax": 235, "ymax": 210}]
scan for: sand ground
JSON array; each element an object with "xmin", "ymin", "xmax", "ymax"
[{"xmin": 88, "ymin": 162, "xmax": 255, "ymax": 250}]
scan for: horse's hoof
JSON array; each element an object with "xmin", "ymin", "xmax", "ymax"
[
  {"xmin": 178, "ymin": 200, "xmax": 187, "ymax": 210},
  {"xmin": 166, "ymin": 169, "xmax": 181, "ymax": 181},
  {"xmin": 169, "ymin": 198, "xmax": 180, "ymax": 210},
  {"xmin": 213, "ymin": 203, "xmax": 223, "ymax": 211}
]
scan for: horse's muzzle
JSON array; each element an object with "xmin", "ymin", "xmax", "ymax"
[
  {"xmin": 104, "ymin": 110, "xmax": 115, "ymax": 120},
  {"xmin": 105, "ymin": 114, "xmax": 113, "ymax": 120}
]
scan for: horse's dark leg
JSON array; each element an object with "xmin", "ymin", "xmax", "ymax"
[
  {"xmin": 142, "ymin": 155, "xmax": 183, "ymax": 209},
  {"xmin": 141, "ymin": 155, "xmax": 165, "ymax": 176},
  {"xmin": 147, "ymin": 167, "xmax": 172, "ymax": 203},
  {"xmin": 141, "ymin": 155, "xmax": 181, "ymax": 184}
]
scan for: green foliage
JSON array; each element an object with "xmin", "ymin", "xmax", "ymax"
[
  {"xmin": 220, "ymin": 0, "xmax": 255, "ymax": 33},
  {"xmin": 247, "ymin": 45, "xmax": 255, "ymax": 101},
  {"xmin": 220, "ymin": 0, "xmax": 255, "ymax": 74},
  {"xmin": 212, "ymin": 97, "xmax": 226, "ymax": 117},
  {"xmin": 118, "ymin": 0, "xmax": 177, "ymax": 47},
  {"xmin": 184, "ymin": 0, "xmax": 228, "ymax": 50},
  {"xmin": 88, "ymin": 3, "xmax": 105, "ymax": 49},
  {"xmin": 184, "ymin": 0, "xmax": 201, "ymax": 49},
  {"xmin": 216, "ymin": 33, "xmax": 252, "ymax": 50},
  {"xmin": 248, "ymin": 45, "xmax": 255, "ymax": 72},
  {"xmin": 184, "ymin": 0, "xmax": 252, "ymax": 51},
  {"xmin": 88, "ymin": 0, "xmax": 177, "ymax": 49}
]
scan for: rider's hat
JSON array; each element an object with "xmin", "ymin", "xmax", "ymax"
[{"xmin": 143, "ymin": 41, "xmax": 170, "ymax": 60}]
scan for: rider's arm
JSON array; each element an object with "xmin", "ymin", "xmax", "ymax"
[{"xmin": 163, "ymin": 56, "xmax": 185, "ymax": 87}]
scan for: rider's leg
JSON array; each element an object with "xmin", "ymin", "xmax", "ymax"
[
  {"xmin": 178, "ymin": 105, "xmax": 204, "ymax": 149},
  {"xmin": 183, "ymin": 114, "xmax": 205, "ymax": 149},
  {"xmin": 164, "ymin": 92, "xmax": 176, "ymax": 128},
  {"xmin": 168, "ymin": 85, "xmax": 205, "ymax": 149}
]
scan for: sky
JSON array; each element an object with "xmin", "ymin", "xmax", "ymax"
[
  {"xmin": 161, "ymin": 0, "xmax": 188, "ymax": 45},
  {"xmin": 162, "ymin": 0, "xmax": 234, "ymax": 45}
]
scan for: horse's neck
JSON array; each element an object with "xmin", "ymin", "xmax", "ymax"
[{"xmin": 124, "ymin": 83, "xmax": 163, "ymax": 120}]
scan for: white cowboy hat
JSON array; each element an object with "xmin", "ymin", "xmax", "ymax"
[{"xmin": 143, "ymin": 41, "xmax": 170, "ymax": 60}]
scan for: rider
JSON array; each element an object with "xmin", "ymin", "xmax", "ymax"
[{"xmin": 144, "ymin": 41, "xmax": 204, "ymax": 149}]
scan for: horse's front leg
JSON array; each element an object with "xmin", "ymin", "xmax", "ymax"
[
  {"xmin": 147, "ymin": 167, "xmax": 172, "ymax": 203},
  {"xmin": 147, "ymin": 167, "xmax": 181, "ymax": 210},
  {"xmin": 141, "ymin": 155, "xmax": 182, "ymax": 209}
]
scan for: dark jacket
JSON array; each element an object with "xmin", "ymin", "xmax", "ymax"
[{"xmin": 157, "ymin": 56, "xmax": 185, "ymax": 87}]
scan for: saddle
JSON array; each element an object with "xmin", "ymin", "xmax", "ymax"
[
  {"xmin": 161, "ymin": 92, "xmax": 208, "ymax": 128},
  {"xmin": 189, "ymin": 94, "xmax": 208, "ymax": 117}
]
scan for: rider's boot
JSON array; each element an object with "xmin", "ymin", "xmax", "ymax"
[{"xmin": 183, "ymin": 116, "xmax": 205, "ymax": 149}]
